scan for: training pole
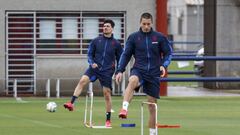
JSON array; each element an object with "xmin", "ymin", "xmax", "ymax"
[
  {"xmin": 141, "ymin": 102, "xmax": 158, "ymax": 135},
  {"xmin": 83, "ymin": 83, "xmax": 112, "ymax": 128},
  {"xmin": 84, "ymin": 82, "xmax": 94, "ymax": 127}
]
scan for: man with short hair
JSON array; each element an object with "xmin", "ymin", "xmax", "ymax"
[
  {"xmin": 115, "ymin": 12, "xmax": 172, "ymax": 135},
  {"xmin": 64, "ymin": 19, "xmax": 123, "ymax": 127}
]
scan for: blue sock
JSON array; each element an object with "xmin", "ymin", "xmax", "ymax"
[
  {"xmin": 70, "ymin": 96, "xmax": 78, "ymax": 104},
  {"xmin": 106, "ymin": 112, "xmax": 111, "ymax": 121}
]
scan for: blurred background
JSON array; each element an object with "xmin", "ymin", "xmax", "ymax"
[{"xmin": 0, "ymin": 0, "xmax": 240, "ymax": 97}]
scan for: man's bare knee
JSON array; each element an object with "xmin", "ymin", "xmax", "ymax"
[
  {"xmin": 104, "ymin": 92, "xmax": 111, "ymax": 101},
  {"xmin": 103, "ymin": 88, "xmax": 111, "ymax": 101},
  {"xmin": 147, "ymin": 96, "xmax": 157, "ymax": 112},
  {"xmin": 79, "ymin": 76, "xmax": 89, "ymax": 86},
  {"xmin": 128, "ymin": 76, "xmax": 139, "ymax": 86}
]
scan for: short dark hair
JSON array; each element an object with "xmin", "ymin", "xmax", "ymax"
[
  {"xmin": 103, "ymin": 19, "xmax": 115, "ymax": 28},
  {"xmin": 140, "ymin": 12, "xmax": 153, "ymax": 22}
]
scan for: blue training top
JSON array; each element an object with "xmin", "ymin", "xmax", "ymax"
[
  {"xmin": 88, "ymin": 34, "xmax": 123, "ymax": 71},
  {"xmin": 117, "ymin": 28, "xmax": 172, "ymax": 75}
]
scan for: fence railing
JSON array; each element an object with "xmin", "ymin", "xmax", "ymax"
[
  {"xmin": 2, "ymin": 41, "xmax": 240, "ymax": 97},
  {"xmin": 5, "ymin": 77, "xmax": 123, "ymax": 98}
]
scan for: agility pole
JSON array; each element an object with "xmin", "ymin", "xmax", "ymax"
[{"xmin": 84, "ymin": 82, "xmax": 112, "ymax": 129}]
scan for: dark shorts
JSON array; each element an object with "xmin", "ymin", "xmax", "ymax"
[
  {"xmin": 130, "ymin": 68, "xmax": 160, "ymax": 99},
  {"xmin": 84, "ymin": 67, "xmax": 114, "ymax": 90}
]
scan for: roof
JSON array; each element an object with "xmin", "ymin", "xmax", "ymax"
[{"xmin": 185, "ymin": 0, "xmax": 204, "ymax": 5}]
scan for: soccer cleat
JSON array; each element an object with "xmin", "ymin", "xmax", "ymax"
[
  {"xmin": 63, "ymin": 102, "xmax": 74, "ymax": 111},
  {"xmin": 118, "ymin": 109, "xmax": 128, "ymax": 119},
  {"xmin": 105, "ymin": 120, "xmax": 112, "ymax": 127}
]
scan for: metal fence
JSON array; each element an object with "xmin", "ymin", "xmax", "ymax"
[{"xmin": 5, "ymin": 11, "xmax": 126, "ymax": 95}]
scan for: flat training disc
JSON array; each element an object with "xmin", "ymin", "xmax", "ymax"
[
  {"xmin": 157, "ymin": 124, "xmax": 181, "ymax": 128},
  {"xmin": 92, "ymin": 125, "xmax": 112, "ymax": 129},
  {"xmin": 121, "ymin": 123, "xmax": 136, "ymax": 127}
]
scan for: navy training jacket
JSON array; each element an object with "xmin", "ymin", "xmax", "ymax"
[
  {"xmin": 88, "ymin": 34, "xmax": 123, "ymax": 71},
  {"xmin": 117, "ymin": 28, "xmax": 172, "ymax": 75}
]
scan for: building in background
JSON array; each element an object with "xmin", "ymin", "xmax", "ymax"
[
  {"xmin": 0, "ymin": 0, "xmax": 156, "ymax": 96},
  {"xmin": 5, "ymin": 11, "xmax": 125, "ymax": 95},
  {"xmin": 168, "ymin": 0, "xmax": 204, "ymax": 51},
  {"xmin": 1, "ymin": 0, "xmax": 239, "ymax": 96}
]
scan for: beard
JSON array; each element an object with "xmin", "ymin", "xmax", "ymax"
[
  {"xmin": 142, "ymin": 28, "xmax": 150, "ymax": 33},
  {"xmin": 103, "ymin": 30, "xmax": 111, "ymax": 35}
]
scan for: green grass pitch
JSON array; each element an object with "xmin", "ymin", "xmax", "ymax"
[{"xmin": 1, "ymin": 96, "xmax": 240, "ymax": 135}]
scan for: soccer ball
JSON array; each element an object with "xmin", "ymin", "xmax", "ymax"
[{"xmin": 46, "ymin": 102, "xmax": 57, "ymax": 112}]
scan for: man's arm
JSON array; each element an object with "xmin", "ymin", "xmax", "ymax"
[
  {"xmin": 115, "ymin": 35, "xmax": 134, "ymax": 84},
  {"xmin": 115, "ymin": 42, "xmax": 123, "ymax": 66},
  {"xmin": 116, "ymin": 35, "xmax": 135, "ymax": 73},
  {"xmin": 161, "ymin": 37, "xmax": 172, "ymax": 69},
  {"xmin": 87, "ymin": 40, "xmax": 96, "ymax": 66}
]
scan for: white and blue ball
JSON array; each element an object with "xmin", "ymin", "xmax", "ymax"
[{"xmin": 46, "ymin": 102, "xmax": 57, "ymax": 112}]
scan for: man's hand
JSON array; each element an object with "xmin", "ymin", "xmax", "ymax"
[
  {"xmin": 115, "ymin": 72, "xmax": 123, "ymax": 85},
  {"xmin": 160, "ymin": 66, "xmax": 166, "ymax": 77},
  {"xmin": 91, "ymin": 63, "xmax": 98, "ymax": 69}
]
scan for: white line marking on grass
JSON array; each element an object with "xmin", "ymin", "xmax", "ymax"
[
  {"xmin": 0, "ymin": 113, "xmax": 61, "ymax": 128},
  {"xmin": 15, "ymin": 97, "xmax": 29, "ymax": 103},
  {"xmin": 0, "ymin": 114, "xmax": 82, "ymax": 133}
]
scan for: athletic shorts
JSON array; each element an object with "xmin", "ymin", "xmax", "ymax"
[
  {"xmin": 130, "ymin": 68, "xmax": 160, "ymax": 99},
  {"xmin": 84, "ymin": 67, "xmax": 114, "ymax": 90}
]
